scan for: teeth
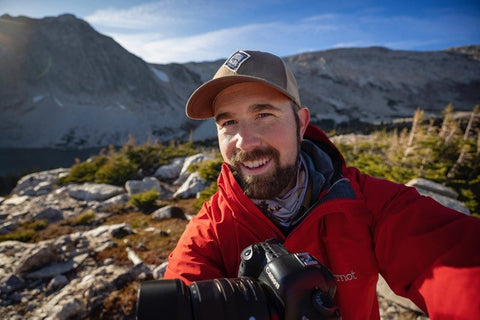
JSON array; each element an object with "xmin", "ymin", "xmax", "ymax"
[{"xmin": 244, "ymin": 158, "xmax": 269, "ymax": 169}]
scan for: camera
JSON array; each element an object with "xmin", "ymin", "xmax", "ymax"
[{"xmin": 137, "ymin": 238, "xmax": 341, "ymax": 319}]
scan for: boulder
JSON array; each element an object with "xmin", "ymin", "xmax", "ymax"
[
  {"xmin": 174, "ymin": 153, "xmax": 212, "ymax": 186},
  {"xmin": 154, "ymin": 157, "xmax": 186, "ymax": 180},
  {"xmin": 26, "ymin": 253, "xmax": 89, "ymax": 279},
  {"xmin": 96, "ymin": 193, "xmax": 130, "ymax": 210},
  {"xmin": 16, "ymin": 242, "xmax": 58, "ymax": 274},
  {"xmin": 406, "ymin": 178, "xmax": 458, "ymax": 199},
  {"xmin": 125, "ymin": 177, "xmax": 162, "ymax": 196},
  {"xmin": 173, "ymin": 172, "xmax": 209, "ymax": 199},
  {"xmin": 152, "ymin": 205, "xmax": 186, "ymax": 220},
  {"xmin": 406, "ymin": 178, "xmax": 470, "ymax": 214},
  {"xmin": 65, "ymin": 183, "xmax": 124, "ymax": 201},
  {"xmin": 0, "ymin": 274, "xmax": 26, "ymax": 294},
  {"xmin": 33, "ymin": 207, "xmax": 64, "ymax": 223},
  {"xmin": 85, "ymin": 223, "xmax": 133, "ymax": 239},
  {"xmin": 12, "ymin": 168, "xmax": 70, "ymax": 196},
  {"xmin": 46, "ymin": 274, "xmax": 69, "ymax": 293}
]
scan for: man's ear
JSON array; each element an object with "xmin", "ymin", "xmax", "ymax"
[{"xmin": 297, "ymin": 107, "xmax": 310, "ymax": 138}]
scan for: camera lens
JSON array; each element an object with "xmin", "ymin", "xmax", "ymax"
[
  {"xmin": 137, "ymin": 279, "xmax": 193, "ymax": 320},
  {"xmin": 312, "ymin": 290, "xmax": 339, "ymax": 317},
  {"xmin": 137, "ymin": 278, "xmax": 280, "ymax": 320}
]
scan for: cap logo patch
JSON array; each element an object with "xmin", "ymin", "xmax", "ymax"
[{"xmin": 224, "ymin": 50, "xmax": 251, "ymax": 72}]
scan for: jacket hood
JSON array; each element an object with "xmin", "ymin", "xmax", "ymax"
[{"xmin": 304, "ymin": 123, "xmax": 346, "ymax": 179}]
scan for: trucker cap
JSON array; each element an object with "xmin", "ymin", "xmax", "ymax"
[{"xmin": 186, "ymin": 50, "xmax": 301, "ymax": 119}]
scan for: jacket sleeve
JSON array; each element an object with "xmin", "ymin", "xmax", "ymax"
[
  {"xmin": 356, "ymin": 169, "xmax": 480, "ymax": 319},
  {"xmin": 163, "ymin": 204, "xmax": 226, "ymax": 284}
]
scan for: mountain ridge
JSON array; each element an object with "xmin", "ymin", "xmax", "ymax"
[{"xmin": 1, "ymin": 14, "xmax": 479, "ymax": 148}]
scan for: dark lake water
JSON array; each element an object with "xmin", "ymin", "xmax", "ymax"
[{"xmin": 0, "ymin": 148, "xmax": 103, "ymax": 177}]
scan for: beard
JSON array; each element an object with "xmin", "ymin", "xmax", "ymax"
[
  {"xmin": 227, "ymin": 103, "xmax": 303, "ymax": 199},
  {"xmin": 228, "ymin": 147, "xmax": 299, "ymax": 199}
]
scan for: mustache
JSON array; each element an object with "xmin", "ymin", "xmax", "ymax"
[{"xmin": 230, "ymin": 147, "xmax": 279, "ymax": 166}]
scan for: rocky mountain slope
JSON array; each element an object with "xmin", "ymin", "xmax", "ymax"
[
  {"xmin": 0, "ymin": 14, "xmax": 199, "ymax": 148},
  {"xmin": 287, "ymin": 47, "xmax": 480, "ymax": 125},
  {"xmin": 1, "ymin": 14, "xmax": 479, "ymax": 148}
]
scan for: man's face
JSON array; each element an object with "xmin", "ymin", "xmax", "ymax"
[{"xmin": 213, "ymin": 82, "xmax": 310, "ymax": 199}]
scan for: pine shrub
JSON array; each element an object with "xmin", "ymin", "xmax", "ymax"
[
  {"xmin": 130, "ymin": 189, "xmax": 160, "ymax": 213},
  {"xmin": 94, "ymin": 154, "xmax": 138, "ymax": 186}
]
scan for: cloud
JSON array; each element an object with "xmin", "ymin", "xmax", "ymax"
[
  {"xmin": 111, "ymin": 20, "xmax": 342, "ymax": 63},
  {"xmin": 84, "ymin": 0, "xmax": 192, "ymax": 30},
  {"xmin": 91, "ymin": 2, "xmax": 480, "ymax": 63},
  {"xmin": 112, "ymin": 23, "xmax": 276, "ymax": 63}
]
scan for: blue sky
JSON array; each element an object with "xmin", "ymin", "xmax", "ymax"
[{"xmin": 1, "ymin": 0, "xmax": 479, "ymax": 63}]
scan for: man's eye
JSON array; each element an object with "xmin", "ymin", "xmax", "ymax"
[
  {"xmin": 221, "ymin": 120, "xmax": 237, "ymax": 127},
  {"xmin": 257, "ymin": 113, "xmax": 272, "ymax": 119}
]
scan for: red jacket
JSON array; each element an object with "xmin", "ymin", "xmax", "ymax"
[{"xmin": 164, "ymin": 124, "xmax": 480, "ymax": 319}]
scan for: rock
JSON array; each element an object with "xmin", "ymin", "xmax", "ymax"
[
  {"xmin": 406, "ymin": 178, "xmax": 458, "ymax": 199},
  {"xmin": 152, "ymin": 261, "xmax": 169, "ymax": 280},
  {"xmin": 65, "ymin": 183, "xmax": 124, "ymax": 201},
  {"xmin": 85, "ymin": 223, "xmax": 133, "ymax": 239},
  {"xmin": 0, "ymin": 219, "xmax": 151, "ymax": 319},
  {"xmin": 3, "ymin": 195, "xmax": 30, "ymax": 206},
  {"xmin": 0, "ymin": 274, "xmax": 26, "ymax": 294},
  {"xmin": 16, "ymin": 243, "xmax": 58, "ymax": 274},
  {"xmin": 173, "ymin": 171, "xmax": 209, "ymax": 199},
  {"xmin": 32, "ymin": 207, "xmax": 64, "ymax": 223},
  {"xmin": 126, "ymin": 247, "xmax": 143, "ymax": 266},
  {"xmin": 125, "ymin": 177, "xmax": 162, "ymax": 195},
  {"xmin": 111, "ymin": 226, "xmax": 134, "ymax": 239},
  {"xmin": 0, "ymin": 221, "xmax": 18, "ymax": 235},
  {"xmin": 9, "ymin": 291, "xmax": 23, "ymax": 304},
  {"xmin": 46, "ymin": 295, "xmax": 86, "ymax": 320},
  {"xmin": 154, "ymin": 157, "xmax": 186, "ymax": 180},
  {"xmin": 173, "ymin": 153, "xmax": 212, "ymax": 186},
  {"xmin": 32, "ymin": 181, "xmax": 54, "ymax": 196},
  {"xmin": 152, "ymin": 205, "xmax": 186, "ymax": 220},
  {"xmin": 26, "ymin": 253, "xmax": 89, "ymax": 279},
  {"xmin": 97, "ymin": 193, "xmax": 129, "ymax": 209},
  {"xmin": 376, "ymin": 275, "xmax": 424, "ymax": 314},
  {"xmin": 406, "ymin": 178, "xmax": 470, "ymax": 214},
  {"xmin": 419, "ymin": 191, "xmax": 470, "ymax": 215},
  {"xmin": 46, "ymin": 275, "xmax": 69, "ymax": 293},
  {"xmin": 12, "ymin": 168, "xmax": 70, "ymax": 196}
]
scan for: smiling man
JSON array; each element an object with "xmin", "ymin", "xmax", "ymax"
[
  {"xmin": 163, "ymin": 50, "xmax": 480, "ymax": 319},
  {"xmin": 214, "ymin": 82, "xmax": 308, "ymax": 199}
]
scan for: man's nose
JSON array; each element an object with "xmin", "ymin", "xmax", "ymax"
[{"xmin": 235, "ymin": 124, "xmax": 261, "ymax": 151}]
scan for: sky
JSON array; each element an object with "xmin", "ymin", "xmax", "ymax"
[{"xmin": 1, "ymin": 0, "xmax": 479, "ymax": 64}]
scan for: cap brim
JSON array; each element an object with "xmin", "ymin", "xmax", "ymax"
[{"xmin": 185, "ymin": 75, "xmax": 297, "ymax": 119}]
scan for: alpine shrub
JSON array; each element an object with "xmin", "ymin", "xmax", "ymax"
[{"xmin": 130, "ymin": 189, "xmax": 160, "ymax": 213}]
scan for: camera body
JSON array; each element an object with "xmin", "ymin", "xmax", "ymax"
[
  {"xmin": 238, "ymin": 238, "xmax": 340, "ymax": 319},
  {"xmin": 137, "ymin": 239, "xmax": 340, "ymax": 319}
]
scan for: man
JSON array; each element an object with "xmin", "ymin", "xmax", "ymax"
[{"xmin": 163, "ymin": 50, "xmax": 480, "ymax": 319}]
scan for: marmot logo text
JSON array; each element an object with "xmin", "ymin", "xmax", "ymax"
[{"xmin": 334, "ymin": 271, "xmax": 357, "ymax": 282}]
